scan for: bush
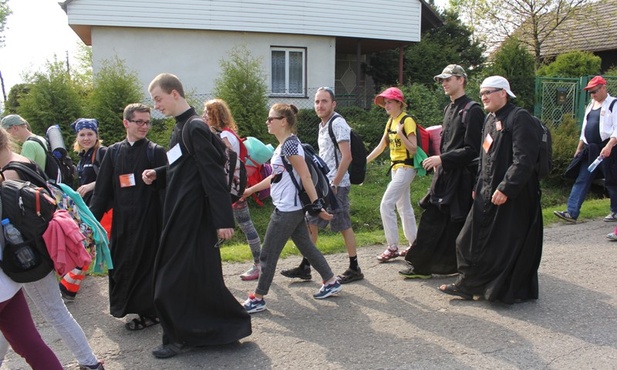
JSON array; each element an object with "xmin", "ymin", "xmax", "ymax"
[
  {"xmin": 544, "ymin": 114, "xmax": 580, "ymax": 185},
  {"xmin": 537, "ymin": 51, "xmax": 601, "ymax": 78},
  {"xmin": 87, "ymin": 57, "xmax": 144, "ymax": 146},
  {"xmin": 213, "ymin": 45, "xmax": 269, "ymax": 142}
]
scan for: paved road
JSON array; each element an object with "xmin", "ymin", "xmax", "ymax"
[{"xmin": 2, "ymin": 219, "xmax": 617, "ymax": 370}]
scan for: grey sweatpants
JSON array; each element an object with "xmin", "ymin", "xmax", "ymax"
[{"xmin": 256, "ymin": 208, "xmax": 334, "ymax": 296}]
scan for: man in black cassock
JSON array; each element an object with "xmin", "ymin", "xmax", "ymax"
[
  {"xmin": 439, "ymin": 76, "xmax": 543, "ymax": 304},
  {"xmin": 144, "ymin": 73, "xmax": 251, "ymax": 359},
  {"xmin": 90, "ymin": 103, "xmax": 167, "ymax": 328},
  {"xmin": 399, "ymin": 64, "xmax": 484, "ymax": 279}
]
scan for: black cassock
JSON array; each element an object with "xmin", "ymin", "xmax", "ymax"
[
  {"xmin": 406, "ymin": 95, "xmax": 483, "ymax": 274},
  {"xmin": 90, "ymin": 138, "xmax": 167, "ymax": 317},
  {"xmin": 153, "ymin": 108, "xmax": 251, "ymax": 346},
  {"xmin": 455, "ymin": 103, "xmax": 543, "ymax": 304}
]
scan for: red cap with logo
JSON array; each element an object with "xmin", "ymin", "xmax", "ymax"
[{"xmin": 584, "ymin": 76, "xmax": 607, "ymax": 90}]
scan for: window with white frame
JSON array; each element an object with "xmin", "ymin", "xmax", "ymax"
[{"xmin": 271, "ymin": 47, "xmax": 306, "ymax": 96}]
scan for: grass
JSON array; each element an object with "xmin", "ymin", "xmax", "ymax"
[{"xmin": 220, "ymin": 162, "xmax": 615, "ymax": 263}]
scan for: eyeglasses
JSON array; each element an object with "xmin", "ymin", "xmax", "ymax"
[
  {"xmin": 129, "ymin": 119, "xmax": 151, "ymax": 126},
  {"xmin": 589, "ymin": 87, "xmax": 603, "ymax": 94},
  {"xmin": 266, "ymin": 116, "xmax": 284, "ymax": 123},
  {"xmin": 479, "ymin": 89, "xmax": 503, "ymax": 98}
]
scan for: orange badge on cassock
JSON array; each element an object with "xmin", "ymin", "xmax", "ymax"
[
  {"xmin": 119, "ymin": 173, "xmax": 136, "ymax": 188},
  {"xmin": 483, "ymin": 133, "xmax": 493, "ymax": 153}
]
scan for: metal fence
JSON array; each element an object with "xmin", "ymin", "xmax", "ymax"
[{"xmin": 534, "ymin": 75, "xmax": 617, "ymax": 128}]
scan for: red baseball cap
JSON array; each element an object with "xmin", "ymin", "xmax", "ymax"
[
  {"xmin": 374, "ymin": 87, "xmax": 407, "ymax": 108},
  {"xmin": 584, "ymin": 76, "xmax": 607, "ymax": 90}
]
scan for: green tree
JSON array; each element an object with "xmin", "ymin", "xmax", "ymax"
[
  {"xmin": 87, "ymin": 56, "xmax": 143, "ymax": 145},
  {"xmin": 537, "ymin": 51, "xmax": 601, "ymax": 77},
  {"xmin": 365, "ymin": 9, "xmax": 486, "ymax": 88},
  {"xmin": 3, "ymin": 82, "xmax": 28, "ymax": 114},
  {"xmin": 454, "ymin": 0, "xmax": 591, "ymax": 69},
  {"xmin": 17, "ymin": 58, "xmax": 84, "ymax": 139},
  {"xmin": 0, "ymin": 0, "xmax": 11, "ymax": 46},
  {"xmin": 484, "ymin": 37, "xmax": 536, "ymax": 110},
  {"xmin": 213, "ymin": 45, "xmax": 269, "ymax": 141}
]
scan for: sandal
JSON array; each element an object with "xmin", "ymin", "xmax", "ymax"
[
  {"xmin": 376, "ymin": 247, "xmax": 399, "ymax": 262},
  {"xmin": 337, "ymin": 268, "xmax": 364, "ymax": 284},
  {"xmin": 438, "ymin": 283, "xmax": 473, "ymax": 300},
  {"xmin": 399, "ymin": 246, "xmax": 411, "ymax": 257},
  {"xmin": 125, "ymin": 315, "xmax": 160, "ymax": 331}
]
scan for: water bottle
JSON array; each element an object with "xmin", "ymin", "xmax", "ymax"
[
  {"xmin": 2, "ymin": 218, "xmax": 38, "ymax": 269},
  {"xmin": 588, "ymin": 156, "xmax": 604, "ymax": 172}
]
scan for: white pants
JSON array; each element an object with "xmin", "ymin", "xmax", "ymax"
[
  {"xmin": 380, "ymin": 166, "xmax": 417, "ymax": 248},
  {"xmin": 0, "ymin": 271, "xmax": 98, "ymax": 367}
]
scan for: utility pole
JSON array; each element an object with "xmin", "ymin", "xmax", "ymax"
[
  {"xmin": 0, "ymin": 70, "xmax": 6, "ymax": 104},
  {"xmin": 66, "ymin": 50, "xmax": 71, "ymax": 78}
]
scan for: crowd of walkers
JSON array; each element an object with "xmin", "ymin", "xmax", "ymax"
[{"xmin": 10, "ymin": 68, "xmax": 614, "ymax": 367}]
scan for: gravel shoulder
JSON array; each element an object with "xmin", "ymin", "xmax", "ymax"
[{"xmin": 2, "ymin": 219, "xmax": 617, "ymax": 370}]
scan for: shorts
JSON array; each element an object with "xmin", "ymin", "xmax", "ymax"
[{"xmin": 307, "ymin": 186, "xmax": 352, "ymax": 232}]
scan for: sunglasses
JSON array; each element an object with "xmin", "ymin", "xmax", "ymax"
[
  {"xmin": 589, "ymin": 87, "xmax": 603, "ymax": 94},
  {"xmin": 266, "ymin": 116, "xmax": 284, "ymax": 123}
]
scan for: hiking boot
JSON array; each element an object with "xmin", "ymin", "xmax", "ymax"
[
  {"xmin": 398, "ymin": 264, "xmax": 432, "ymax": 279},
  {"xmin": 313, "ymin": 280, "xmax": 342, "ymax": 299},
  {"xmin": 243, "ymin": 294, "xmax": 267, "ymax": 314},
  {"xmin": 604, "ymin": 212, "xmax": 617, "ymax": 222},
  {"xmin": 280, "ymin": 266, "xmax": 312, "ymax": 280},
  {"xmin": 240, "ymin": 264, "xmax": 260, "ymax": 281},
  {"xmin": 376, "ymin": 247, "xmax": 399, "ymax": 262},
  {"xmin": 337, "ymin": 268, "xmax": 364, "ymax": 284},
  {"xmin": 553, "ymin": 210, "xmax": 576, "ymax": 223}
]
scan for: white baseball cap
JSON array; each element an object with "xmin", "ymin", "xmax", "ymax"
[{"xmin": 480, "ymin": 76, "xmax": 516, "ymax": 98}]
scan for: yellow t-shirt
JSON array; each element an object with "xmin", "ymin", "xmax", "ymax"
[{"xmin": 385, "ymin": 112, "xmax": 417, "ymax": 170}]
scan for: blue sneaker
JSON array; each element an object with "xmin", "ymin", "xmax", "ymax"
[
  {"xmin": 313, "ymin": 280, "xmax": 342, "ymax": 299},
  {"xmin": 243, "ymin": 294, "xmax": 266, "ymax": 313}
]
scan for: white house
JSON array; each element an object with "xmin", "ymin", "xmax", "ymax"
[{"xmin": 61, "ymin": 0, "xmax": 441, "ymax": 108}]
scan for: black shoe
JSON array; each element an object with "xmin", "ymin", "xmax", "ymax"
[
  {"xmin": 337, "ymin": 267, "xmax": 364, "ymax": 284},
  {"xmin": 553, "ymin": 210, "xmax": 576, "ymax": 223},
  {"xmin": 280, "ymin": 266, "xmax": 312, "ymax": 280},
  {"xmin": 152, "ymin": 343, "xmax": 191, "ymax": 359}
]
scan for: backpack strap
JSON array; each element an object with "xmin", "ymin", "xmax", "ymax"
[
  {"xmin": 26, "ymin": 136, "xmax": 48, "ymax": 151},
  {"xmin": 386, "ymin": 114, "xmax": 415, "ymax": 166},
  {"xmin": 279, "ymin": 136, "xmax": 303, "ymax": 207},
  {"xmin": 92, "ymin": 146, "xmax": 102, "ymax": 176},
  {"xmin": 326, "ymin": 113, "xmax": 343, "ymax": 169},
  {"xmin": 2, "ymin": 161, "xmax": 49, "ymax": 189},
  {"xmin": 460, "ymin": 101, "xmax": 481, "ymax": 127},
  {"xmin": 609, "ymin": 98, "xmax": 617, "ymax": 112},
  {"xmin": 180, "ymin": 115, "xmax": 203, "ymax": 156}
]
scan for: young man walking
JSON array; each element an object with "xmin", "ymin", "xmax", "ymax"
[
  {"xmin": 399, "ymin": 64, "xmax": 484, "ymax": 279},
  {"xmin": 280, "ymin": 87, "xmax": 363, "ymax": 283},
  {"xmin": 143, "ymin": 73, "xmax": 251, "ymax": 358}
]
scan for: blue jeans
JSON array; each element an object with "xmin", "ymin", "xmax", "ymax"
[
  {"xmin": 567, "ymin": 156, "xmax": 617, "ymax": 219},
  {"xmin": 0, "ymin": 272, "xmax": 99, "ymax": 367}
]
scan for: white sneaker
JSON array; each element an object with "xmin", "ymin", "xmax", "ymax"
[
  {"xmin": 606, "ymin": 233, "xmax": 617, "ymax": 241},
  {"xmin": 240, "ymin": 264, "xmax": 260, "ymax": 281}
]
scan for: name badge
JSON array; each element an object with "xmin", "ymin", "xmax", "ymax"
[
  {"xmin": 167, "ymin": 143, "xmax": 182, "ymax": 164},
  {"xmin": 119, "ymin": 173, "xmax": 136, "ymax": 188},
  {"xmin": 495, "ymin": 120, "xmax": 502, "ymax": 131},
  {"xmin": 483, "ymin": 133, "xmax": 493, "ymax": 153}
]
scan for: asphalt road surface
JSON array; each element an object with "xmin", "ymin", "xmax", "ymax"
[{"xmin": 2, "ymin": 218, "xmax": 616, "ymax": 369}]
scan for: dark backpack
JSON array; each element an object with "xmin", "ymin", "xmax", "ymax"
[
  {"xmin": 181, "ymin": 116, "xmax": 247, "ymax": 203},
  {"xmin": 281, "ymin": 136, "xmax": 337, "ymax": 211},
  {"xmin": 0, "ymin": 165, "xmax": 57, "ymax": 282},
  {"xmin": 327, "ymin": 113, "xmax": 367, "ymax": 185},
  {"xmin": 458, "ymin": 100, "xmax": 481, "ymax": 128},
  {"xmin": 27, "ymin": 135, "xmax": 76, "ymax": 187},
  {"xmin": 504, "ymin": 107, "xmax": 553, "ymax": 179}
]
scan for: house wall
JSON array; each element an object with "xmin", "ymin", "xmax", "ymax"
[
  {"xmin": 66, "ymin": 0, "xmax": 422, "ymax": 42},
  {"xmin": 91, "ymin": 27, "xmax": 335, "ymax": 106}
]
